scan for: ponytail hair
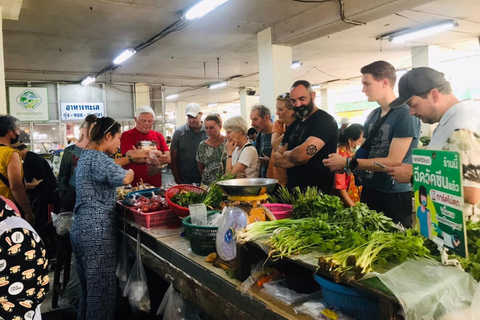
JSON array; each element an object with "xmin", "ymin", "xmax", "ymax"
[
  {"xmin": 88, "ymin": 117, "xmax": 121, "ymax": 143},
  {"xmin": 338, "ymin": 123, "xmax": 364, "ymax": 146}
]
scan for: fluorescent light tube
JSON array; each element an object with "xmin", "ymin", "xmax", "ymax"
[
  {"xmin": 166, "ymin": 94, "xmax": 179, "ymax": 100},
  {"xmin": 207, "ymin": 103, "xmax": 218, "ymax": 107},
  {"xmin": 390, "ymin": 21, "xmax": 456, "ymax": 43},
  {"xmin": 81, "ymin": 76, "xmax": 96, "ymax": 86},
  {"xmin": 208, "ymin": 82, "xmax": 227, "ymax": 89},
  {"xmin": 291, "ymin": 61, "xmax": 303, "ymax": 69},
  {"xmin": 312, "ymin": 84, "xmax": 322, "ymax": 89},
  {"xmin": 113, "ymin": 49, "xmax": 136, "ymax": 65},
  {"xmin": 185, "ymin": 0, "xmax": 229, "ymax": 20}
]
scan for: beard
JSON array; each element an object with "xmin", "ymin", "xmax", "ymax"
[{"xmin": 295, "ymin": 99, "xmax": 314, "ymax": 118}]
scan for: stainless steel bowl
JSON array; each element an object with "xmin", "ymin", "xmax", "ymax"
[{"xmin": 216, "ymin": 178, "xmax": 278, "ymax": 196}]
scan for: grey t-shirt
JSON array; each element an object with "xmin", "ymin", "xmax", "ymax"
[
  {"xmin": 171, "ymin": 123, "xmax": 207, "ymax": 183},
  {"xmin": 362, "ymin": 105, "xmax": 420, "ymax": 193},
  {"xmin": 255, "ymin": 132, "xmax": 272, "ymax": 178}
]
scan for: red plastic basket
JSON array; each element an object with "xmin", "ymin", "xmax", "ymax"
[
  {"xmin": 129, "ymin": 207, "xmax": 179, "ymax": 229},
  {"xmin": 263, "ymin": 204, "xmax": 293, "ymax": 220},
  {"xmin": 165, "ymin": 185, "xmax": 206, "ymax": 218},
  {"xmin": 117, "ymin": 201, "xmax": 135, "ymax": 221}
]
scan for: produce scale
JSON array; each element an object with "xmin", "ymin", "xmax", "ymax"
[{"xmin": 214, "ymin": 178, "xmax": 278, "ymax": 261}]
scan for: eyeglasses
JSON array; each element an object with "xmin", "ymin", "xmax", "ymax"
[{"xmin": 279, "ymin": 92, "xmax": 290, "ymax": 99}]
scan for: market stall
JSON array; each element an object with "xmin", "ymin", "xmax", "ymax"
[{"xmin": 116, "ymin": 176, "xmax": 480, "ymax": 320}]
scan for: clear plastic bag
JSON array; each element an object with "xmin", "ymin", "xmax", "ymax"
[
  {"xmin": 116, "ymin": 230, "xmax": 132, "ymax": 293},
  {"xmin": 377, "ymin": 258, "xmax": 478, "ymax": 320},
  {"xmin": 51, "ymin": 211, "xmax": 74, "ymax": 235},
  {"xmin": 262, "ymin": 279, "xmax": 322, "ymax": 305},
  {"xmin": 294, "ymin": 300, "xmax": 355, "ymax": 320},
  {"xmin": 156, "ymin": 283, "xmax": 202, "ymax": 319},
  {"xmin": 123, "ymin": 233, "xmax": 151, "ymax": 313},
  {"xmin": 147, "ymin": 154, "xmax": 163, "ymax": 176}
]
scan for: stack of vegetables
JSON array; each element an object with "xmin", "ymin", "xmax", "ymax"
[{"xmin": 241, "ymin": 186, "xmax": 432, "ymax": 282}]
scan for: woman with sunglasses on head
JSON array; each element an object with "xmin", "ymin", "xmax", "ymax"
[
  {"xmin": 196, "ymin": 113, "xmax": 226, "ymax": 186},
  {"xmin": 266, "ymin": 93, "xmax": 298, "ymax": 186},
  {"xmin": 70, "ymin": 117, "xmax": 134, "ymax": 320}
]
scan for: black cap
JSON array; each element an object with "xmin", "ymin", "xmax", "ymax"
[{"xmin": 389, "ymin": 67, "xmax": 447, "ymax": 108}]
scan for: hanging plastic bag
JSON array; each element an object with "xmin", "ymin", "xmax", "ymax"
[
  {"xmin": 156, "ymin": 283, "xmax": 187, "ymax": 319},
  {"xmin": 51, "ymin": 211, "xmax": 74, "ymax": 235},
  {"xmin": 123, "ymin": 233, "xmax": 151, "ymax": 313},
  {"xmin": 376, "ymin": 258, "xmax": 477, "ymax": 320},
  {"xmin": 157, "ymin": 283, "xmax": 202, "ymax": 319},
  {"xmin": 116, "ymin": 229, "xmax": 132, "ymax": 293}
]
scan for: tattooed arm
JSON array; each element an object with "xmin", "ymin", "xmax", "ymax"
[{"xmin": 282, "ymin": 136, "xmax": 326, "ymax": 166}]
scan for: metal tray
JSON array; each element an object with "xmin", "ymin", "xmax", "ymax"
[{"xmin": 216, "ymin": 178, "xmax": 278, "ymax": 196}]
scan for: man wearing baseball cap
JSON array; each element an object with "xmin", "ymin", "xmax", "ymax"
[
  {"xmin": 171, "ymin": 103, "xmax": 207, "ymax": 184},
  {"xmin": 387, "ymin": 67, "xmax": 480, "ymax": 221}
]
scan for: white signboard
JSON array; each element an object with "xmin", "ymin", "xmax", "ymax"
[
  {"xmin": 8, "ymin": 87, "xmax": 49, "ymax": 121},
  {"xmin": 60, "ymin": 103, "xmax": 105, "ymax": 121}
]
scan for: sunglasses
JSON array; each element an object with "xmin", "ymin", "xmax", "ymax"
[{"xmin": 279, "ymin": 92, "xmax": 290, "ymax": 99}]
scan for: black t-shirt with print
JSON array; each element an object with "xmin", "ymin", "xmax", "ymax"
[
  {"xmin": 0, "ymin": 197, "xmax": 49, "ymax": 320},
  {"xmin": 282, "ymin": 109, "xmax": 338, "ymax": 192}
]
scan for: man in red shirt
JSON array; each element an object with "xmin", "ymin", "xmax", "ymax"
[{"xmin": 121, "ymin": 106, "xmax": 170, "ymax": 187}]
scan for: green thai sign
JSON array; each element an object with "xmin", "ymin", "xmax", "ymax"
[{"xmin": 412, "ymin": 149, "xmax": 467, "ymax": 258}]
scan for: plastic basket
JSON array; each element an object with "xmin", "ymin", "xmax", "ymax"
[
  {"xmin": 117, "ymin": 201, "xmax": 135, "ymax": 221},
  {"xmin": 313, "ymin": 275, "xmax": 378, "ymax": 320},
  {"xmin": 263, "ymin": 203, "xmax": 293, "ymax": 220},
  {"xmin": 129, "ymin": 207, "xmax": 179, "ymax": 229},
  {"xmin": 182, "ymin": 215, "xmax": 218, "ymax": 256},
  {"xmin": 165, "ymin": 185, "xmax": 206, "ymax": 218}
]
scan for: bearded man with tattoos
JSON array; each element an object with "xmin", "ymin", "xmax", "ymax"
[{"xmin": 273, "ymin": 80, "xmax": 338, "ymax": 193}]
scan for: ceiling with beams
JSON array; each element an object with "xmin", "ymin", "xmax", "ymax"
[{"xmin": 2, "ymin": 0, "xmax": 480, "ymax": 107}]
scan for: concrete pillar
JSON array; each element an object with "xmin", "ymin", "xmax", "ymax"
[
  {"xmin": 175, "ymin": 101, "xmax": 187, "ymax": 128},
  {"xmin": 257, "ymin": 28, "xmax": 293, "ymax": 112},
  {"xmin": 320, "ymin": 88, "xmax": 336, "ymax": 116},
  {"xmin": 134, "ymin": 83, "xmax": 151, "ymax": 109},
  {"xmin": 239, "ymin": 88, "xmax": 256, "ymax": 123},
  {"xmin": 411, "ymin": 45, "xmax": 443, "ymax": 137},
  {"xmin": 0, "ymin": 7, "xmax": 7, "ymax": 114}
]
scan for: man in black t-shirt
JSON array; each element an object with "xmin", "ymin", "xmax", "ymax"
[{"xmin": 273, "ymin": 80, "xmax": 338, "ymax": 192}]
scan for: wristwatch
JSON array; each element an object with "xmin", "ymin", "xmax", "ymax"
[
  {"xmin": 227, "ymin": 155, "xmax": 232, "ymax": 158},
  {"xmin": 128, "ymin": 155, "xmax": 134, "ymax": 163},
  {"xmin": 349, "ymin": 158, "xmax": 359, "ymax": 170}
]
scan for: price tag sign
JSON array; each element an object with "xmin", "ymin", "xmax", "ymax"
[{"xmin": 413, "ymin": 149, "xmax": 467, "ymax": 258}]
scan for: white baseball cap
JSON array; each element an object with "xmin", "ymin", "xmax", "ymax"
[
  {"xmin": 186, "ymin": 103, "xmax": 201, "ymax": 117},
  {"xmin": 136, "ymin": 105, "xmax": 155, "ymax": 117}
]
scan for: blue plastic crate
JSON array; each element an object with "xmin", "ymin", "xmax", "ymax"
[{"xmin": 313, "ymin": 274, "xmax": 379, "ymax": 320}]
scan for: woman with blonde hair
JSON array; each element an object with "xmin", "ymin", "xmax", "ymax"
[
  {"xmin": 267, "ymin": 93, "xmax": 297, "ymax": 186},
  {"xmin": 196, "ymin": 113, "xmax": 226, "ymax": 185},
  {"xmin": 224, "ymin": 115, "xmax": 258, "ymax": 178}
]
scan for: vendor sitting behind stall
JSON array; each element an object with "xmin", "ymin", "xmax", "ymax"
[{"xmin": 224, "ymin": 116, "xmax": 259, "ymax": 179}]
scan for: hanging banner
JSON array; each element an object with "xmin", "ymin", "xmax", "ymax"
[
  {"xmin": 8, "ymin": 87, "xmax": 49, "ymax": 121},
  {"xmin": 60, "ymin": 103, "xmax": 105, "ymax": 121},
  {"xmin": 412, "ymin": 149, "xmax": 467, "ymax": 258}
]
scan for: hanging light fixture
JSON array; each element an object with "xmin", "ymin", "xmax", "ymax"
[
  {"xmin": 166, "ymin": 94, "xmax": 179, "ymax": 100},
  {"xmin": 291, "ymin": 61, "xmax": 303, "ymax": 69},
  {"xmin": 81, "ymin": 76, "xmax": 96, "ymax": 86},
  {"xmin": 185, "ymin": 0, "xmax": 230, "ymax": 20},
  {"xmin": 378, "ymin": 20, "xmax": 457, "ymax": 43},
  {"xmin": 208, "ymin": 82, "xmax": 227, "ymax": 89},
  {"xmin": 113, "ymin": 48, "xmax": 136, "ymax": 65}
]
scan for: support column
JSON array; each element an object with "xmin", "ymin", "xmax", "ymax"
[
  {"xmin": 320, "ymin": 88, "xmax": 335, "ymax": 116},
  {"xmin": 0, "ymin": 7, "xmax": 7, "ymax": 114},
  {"xmin": 411, "ymin": 45, "xmax": 443, "ymax": 137},
  {"xmin": 134, "ymin": 83, "xmax": 151, "ymax": 110},
  {"xmin": 175, "ymin": 101, "xmax": 187, "ymax": 128},
  {"xmin": 239, "ymin": 88, "xmax": 256, "ymax": 123},
  {"xmin": 257, "ymin": 28, "xmax": 293, "ymax": 114}
]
